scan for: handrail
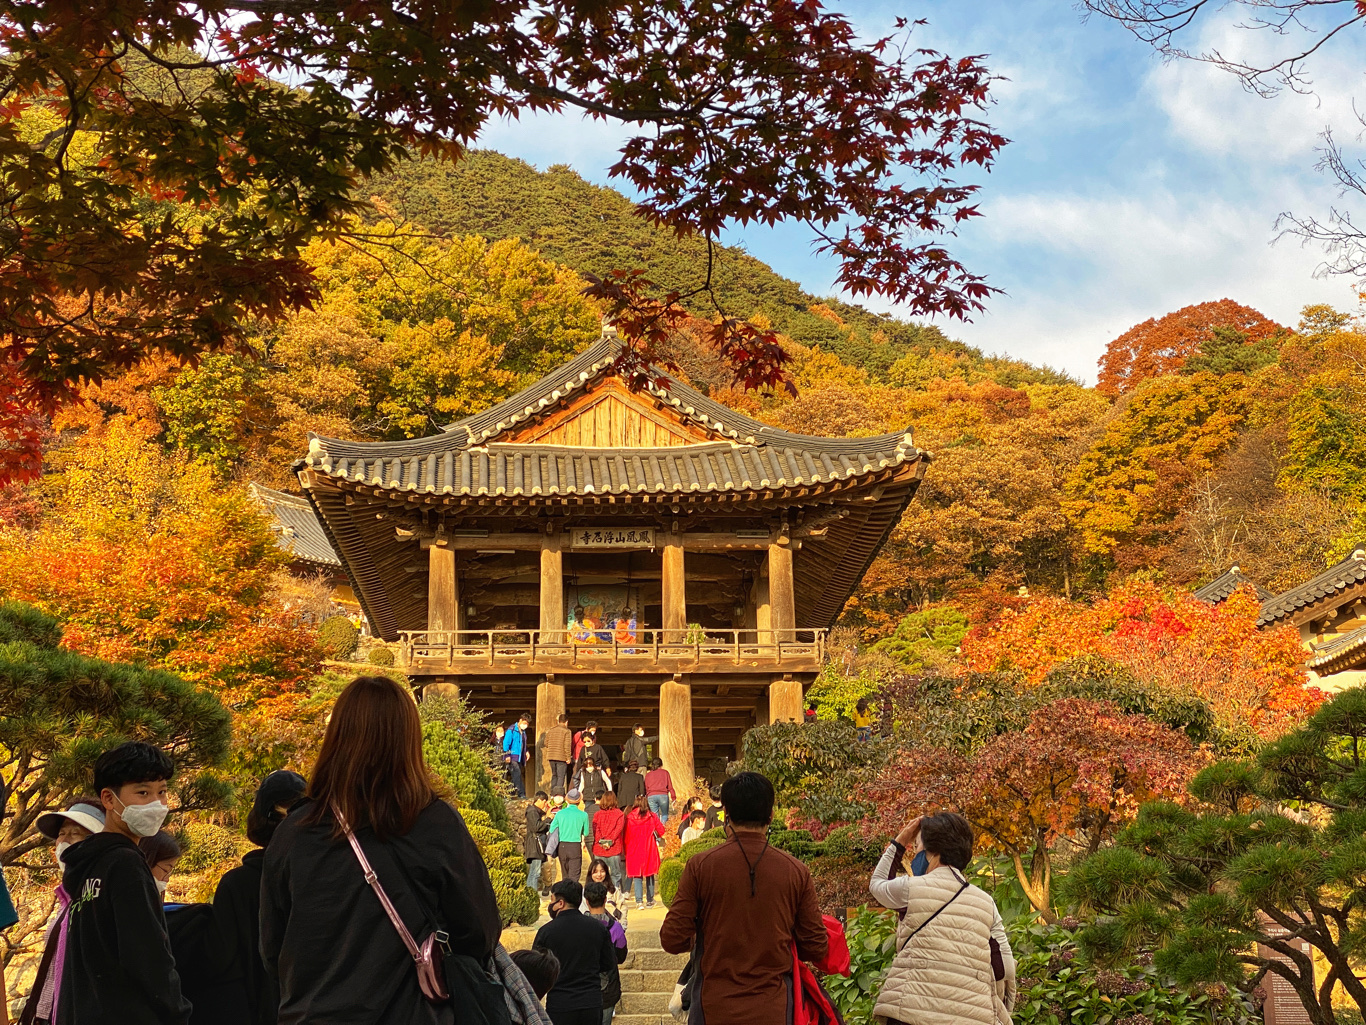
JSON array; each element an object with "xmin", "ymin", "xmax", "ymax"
[{"xmin": 397, "ymin": 627, "xmax": 826, "ymax": 668}]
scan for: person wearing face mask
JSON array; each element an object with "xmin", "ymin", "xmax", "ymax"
[
  {"xmin": 868, "ymin": 814, "xmax": 1015, "ymax": 1025},
  {"xmin": 532, "ymin": 880, "xmax": 619, "ymax": 1025},
  {"xmin": 57, "ymin": 741, "xmax": 191, "ymax": 1025},
  {"xmin": 19, "ymin": 799, "xmax": 106, "ymax": 1025},
  {"xmin": 139, "ymin": 832, "xmax": 182, "ymax": 898}
]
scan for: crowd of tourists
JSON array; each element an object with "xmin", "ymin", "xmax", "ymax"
[{"xmin": 1, "ymin": 674, "xmax": 1014, "ymax": 1025}]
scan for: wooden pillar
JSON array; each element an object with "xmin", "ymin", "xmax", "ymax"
[
  {"xmin": 540, "ymin": 533, "xmax": 563, "ymax": 640},
  {"xmin": 767, "ymin": 541, "xmax": 794, "ymax": 640},
  {"xmin": 660, "ymin": 675, "xmax": 694, "ymax": 801},
  {"xmin": 662, "ymin": 534, "xmax": 687, "ymax": 641},
  {"xmin": 427, "ymin": 543, "xmax": 458, "ymax": 633},
  {"xmin": 754, "ymin": 563, "xmax": 771, "ymax": 643},
  {"xmin": 754, "ymin": 691, "xmax": 770, "ymax": 730},
  {"xmin": 535, "ymin": 676, "xmax": 565, "ymax": 791},
  {"xmin": 770, "ymin": 674, "xmax": 803, "ymax": 724}
]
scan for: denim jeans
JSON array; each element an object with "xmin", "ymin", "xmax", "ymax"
[
  {"xmin": 631, "ymin": 876, "xmax": 656, "ymax": 903},
  {"xmin": 507, "ymin": 758, "xmax": 525, "ymax": 798},
  {"xmin": 602, "ymin": 1008, "xmax": 614, "ymax": 1025},
  {"xmin": 604, "ymin": 854, "xmax": 626, "ymax": 892},
  {"xmin": 647, "ymin": 794, "xmax": 670, "ymax": 823},
  {"xmin": 526, "ymin": 858, "xmax": 543, "ymax": 892}
]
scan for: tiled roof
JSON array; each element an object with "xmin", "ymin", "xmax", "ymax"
[
  {"xmin": 1258, "ymin": 549, "xmax": 1366, "ymax": 627},
  {"xmin": 446, "ymin": 332, "xmax": 783, "ymax": 447},
  {"xmin": 249, "ymin": 483, "xmax": 341, "ymax": 567},
  {"xmin": 299, "ymin": 437, "xmax": 921, "ymax": 498},
  {"xmin": 1308, "ymin": 624, "xmax": 1366, "ymax": 674},
  {"xmin": 1193, "ymin": 566, "xmax": 1273, "ymax": 604}
]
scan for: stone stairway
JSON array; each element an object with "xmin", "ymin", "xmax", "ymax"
[{"xmin": 502, "ymin": 903, "xmax": 686, "ymax": 1025}]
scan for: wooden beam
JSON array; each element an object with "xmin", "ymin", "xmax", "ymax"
[
  {"xmin": 427, "ymin": 545, "xmax": 458, "ymax": 632},
  {"xmin": 768, "ymin": 541, "xmax": 794, "ymax": 634},
  {"xmin": 540, "ymin": 533, "xmax": 563, "ymax": 636},
  {"xmin": 662, "ymin": 533, "xmax": 687, "ymax": 641}
]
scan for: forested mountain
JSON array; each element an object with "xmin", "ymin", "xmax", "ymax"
[{"xmin": 369, "ymin": 151, "xmax": 1071, "ymax": 386}]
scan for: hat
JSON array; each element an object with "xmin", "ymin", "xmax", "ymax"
[
  {"xmin": 37, "ymin": 801, "xmax": 106, "ymax": 840},
  {"xmin": 551, "ymin": 795, "xmax": 565, "ymax": 806},
  {"xmin": 567, "ymin": 788, "xmax": 582, "ymax": 802},
  {"xmin": 251, "ymin": 770, "xmax": 307, "ymax": 819}
]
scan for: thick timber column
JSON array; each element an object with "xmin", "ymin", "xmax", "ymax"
[
  {"xmin": 770, "ymin": 673, "xmax": 803, "ymax": 724},
  {"xmin": 540, "ymin": 532, "xmax": 564, "ymax": 639},
  {"xmin": 535, "ymin": 675, "xmax": 565, "ymax": 791},
  {"xmin": 659, "ymin": 674, "xmax": 694, "ymax": 800},
  {"xmin": 427, "ymin": 543, "xmax": 458, "ymax": 634},
  {"xmin": 767, "ymin": 540, "xmax": 795, "ymax": 639},
  {"xmin": 662, "ymin": 533, "xmax": 687, "ymax": 641}
]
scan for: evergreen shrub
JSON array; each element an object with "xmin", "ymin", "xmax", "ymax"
[
  {"xmin": 318, "ymin": 615, "xmax": 358, "ymax": 659},
  {"xmin": 366, "ymin": 646, "xmax": 396, "ymax": 666},
  {"xmin": 658, "ymin": 857, "xmax": 684, "ymax": 906},
  {"xmin": 679, "ymin": 835, "xmax": 725, "ymax": 863}
]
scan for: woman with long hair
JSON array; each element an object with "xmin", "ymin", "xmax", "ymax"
[
  {"xmin": 580, "ymin": 857, "xmax": 629, "ymax": 928},
  {"xmin": 623, "ymin": 795, "xmax": 665, "ymax": 909},
  {"xmin": 260, "ymin": 676, "xmax": 501, "ymax": 1024}
]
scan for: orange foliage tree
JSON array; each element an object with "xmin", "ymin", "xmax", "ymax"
[
  {"xmin": 859, "ymin": 698, "xmax": 1205, "ymax": 915},
  {"xmin": 1096, "ymin": 299, "xmax": 1284, "ymax": 397},
  {"xmin": 960, "ymin": 583, "xmax": 1316, "ymax": 748}
]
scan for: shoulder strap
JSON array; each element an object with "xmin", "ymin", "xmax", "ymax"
[
  {"xmin": 332, "ymin": 802, "xmax": 427, "ymax": 964},
  {"xmin": 898, "ymin": 871, "xmax": 970, "ymax": 954}
]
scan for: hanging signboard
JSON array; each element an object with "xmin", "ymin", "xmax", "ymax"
[{"xmin": 570, "ymin": 527, "xmax": 656, "ymax": 549}]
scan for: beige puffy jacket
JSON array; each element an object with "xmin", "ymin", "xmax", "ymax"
[{"xmin": 870, "ymin": 851, "xmax": 1012, "ymax": 1025}]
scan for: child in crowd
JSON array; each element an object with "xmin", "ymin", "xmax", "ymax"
[
  {"xmin": 675, "ymin": 798, "xmax": 704, "ymax": 840},
  {"xmin": 22, "ymin": 798, "xmax": 106, "ymax": 1025},
  {"xmin": 680, "ymin": 810, "xmax": 708, "ymax": 844},
  {"xmin": 704, "ymin": 786, "xmax": 725, "ymax": 831},
  {"xmin": 509, "ymin": 946, "xmax": 562, "ymax": 1002},
  {"xmin": 584, "ymin": 881, "xmax": 629, "ymax": 1024},
  {"xmin": 60, "ymin": 741, "xmax": 191, "ymax": 1024}
]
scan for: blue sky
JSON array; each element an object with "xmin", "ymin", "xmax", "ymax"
[{"xmin": 474, "ymin": 1, "xmax": 1365, "ymax": 381}]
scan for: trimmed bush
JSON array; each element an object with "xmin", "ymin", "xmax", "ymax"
[
  {"xmin": 769, "ymin": 828, "xmax": 825, "ymax": 861},
  {"xmin": 823, "ymin": 825, "xmax": 886, "ymax": 865},
  {"xmin": 177, "ymin": 821, "xmax": 253, "ymax": 872},
  {"xmin": 366, "ymin": 646, "xmax": 396, "ymax": 667},
  {"xmin": 658, "ymin": 857, "xmax": 684, "ymax": 906},
  {"xmin": 679, "ymin": 835, "xmax": 726, "ymax": 863},
  {"xmin": 318, "ymin": 615, "xmax": 358, "ymax": 660}
]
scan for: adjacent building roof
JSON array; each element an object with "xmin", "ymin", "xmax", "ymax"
[
  {"xmin": 1193, "ymin": 566, "xmax": 1273, "ymax": 605},
  {"xmin": 249, "ymin": 483, "xmax": 341, "ymax": 568},
  {"xmin": 1308, "ymin": 624, "xmax": 1366, "ymax": 676},
  {"xmin": 1258, "ymin": 549, "xmax": 1366, "ymax": 628}
]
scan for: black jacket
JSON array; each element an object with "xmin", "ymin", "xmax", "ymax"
[
  {"xmin": 575, "ymin": 742, "xmax": 609, "ymax": 774},
  {"xmin": 166, "ymin": 849, "xmax": 276, "ymax": 1025},
  {"xmin": 533, "ymin": 908, "xmax": 619, "ymax": 1013},
  {"xmin": 577, "ymin": 767, "xmax": 611, "ymax": 803},
  {"xmin": 615, "ymin": 771, "xmax": 645, "ymax": 812},
  {"xmin": 524, "ymin": 804, "xmax": 549, "ymax": 861},
  {"xmin": 57, "ymin": 831, "xmax": 191, "ymax": 1025},
  {"xmin": 621, "ymin": 735, "xmax": 655, "ymax": 768},
  {"xmin": 261, "ymin": 798, "xmax": 501, "ymax": 1025}
]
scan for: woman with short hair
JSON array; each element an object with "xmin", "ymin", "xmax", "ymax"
[
  {"xmin": 260, "ymin": 676, "xmax": 502, "ymax": 1024},
  {"xmin": 869, "ymin": 813, "xmax": 1015, "ymax": 1025}
]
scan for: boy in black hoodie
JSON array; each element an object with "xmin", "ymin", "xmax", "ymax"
[{"xmin": 58, "ymin": 741, "xmax": 192, "ymax": 1025}]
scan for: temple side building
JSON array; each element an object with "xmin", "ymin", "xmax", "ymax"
[
  {"xmin": 294, "ymin": 329, "xmax": 931, "ymax": 785},
  {"xmin": 1257, "ymin": 549, "xmax": 1366, "ymax": 691}
]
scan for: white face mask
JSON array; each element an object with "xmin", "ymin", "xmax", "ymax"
[
  {"xmin": 55, "ymin": 841, "xmax": 72, "ymax": 864},
  {"xmin": 117, "ymin": 798, "xmax": 170, "ymax": 838},
  {"xmin": 155, "ymin": 879, "xmax": 169, "ymax": 895}
]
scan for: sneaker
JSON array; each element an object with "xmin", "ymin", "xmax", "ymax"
[
  {"xmin": 634, "ymin": 901, "xmax": 645, "ymax": 911},
  {"xmin": 646, "ymin": 900, "xmax": 656, "ymax": 909}
]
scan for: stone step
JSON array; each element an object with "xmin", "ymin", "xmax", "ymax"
[
  {"xmin": 626, "ymin": 948, "xmax": 690, "ymax": 971},
  {"xmin": 625, "ymin": 928, "xmax": 663, "ymax": 950},
  {"xmin": 619, "ymin": 969, "xmax": 681, "ymax": 994},
  {"xmin": 618, "ymin": 990, "xmax": 675, "ymax": 1015},
  {"xmin": 612, "ymin": 1015, "xmax": 673, "ymax": 1025}
]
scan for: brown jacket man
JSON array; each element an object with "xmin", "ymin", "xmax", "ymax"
[
  {"xmin": 661, "ymin": 772, "xmax": 826, "ymax": 1025},
  {"xmin": 544, "ymin": 717, "xmax": 574, "ymax": 794}
]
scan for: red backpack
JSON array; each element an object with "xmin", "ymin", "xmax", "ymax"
[{"xmin": 791, "ymin": 915, "xmax": 850, "ymax": 1025}]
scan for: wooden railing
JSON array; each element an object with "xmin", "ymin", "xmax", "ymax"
[{"xmin": 397, "ymin": 628, "xmax": 825, "ymax": 670}]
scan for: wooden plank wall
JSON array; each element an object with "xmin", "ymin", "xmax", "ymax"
[{"xmin": 516, "ymin": 381, "xmax": 714, "ymax": 448}]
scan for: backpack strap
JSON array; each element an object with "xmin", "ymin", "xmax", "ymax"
[{"xmin": 897, "ymin": 871, "xmax": 970, "ymax": 954}]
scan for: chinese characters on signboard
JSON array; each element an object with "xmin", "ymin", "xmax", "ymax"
[
  {"xmin": 1256, "ymin": 914, "xmax": 1313, "ymax": 1025},
  {"xmin": 570, "ymin": 528, "xmax": 655, "ymax": 549}
]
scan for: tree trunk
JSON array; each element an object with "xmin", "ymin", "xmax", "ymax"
[{"xmin": 1009, "ymin": 846, "xmax": 1054, "ymax": 921}]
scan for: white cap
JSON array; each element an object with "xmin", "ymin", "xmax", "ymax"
[{"xmin": 36, "ymin": 801, "xmax": 106, "ymax": 839}]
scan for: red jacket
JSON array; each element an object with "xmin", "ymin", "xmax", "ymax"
[
  {"xmin": 644, "ymin": 767, "xmax": 675, "ymax": 799},
  {"xmin": 591, "ymin": 807, "xmax": 626, "ymax": 859},
  {"xmin": 792, "ymin": 915, "xmax": 850, "ymax": 1025},
  {"xmin": 624, "ymin": 809, "xmax": 665, "ymax": 878}
]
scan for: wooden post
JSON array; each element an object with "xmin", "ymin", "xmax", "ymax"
[
  {"xmin": 540, "ymin": 533, "xmax": 564, "ymax": 641},
  {"xmin": 754, "ymin": 563, "xmax": 771, "ymax": 647},
  {"xmin": 663, "ymin": 534, "xmax": 687, "ymax": 642},
  {"xmin": 770, "ymin": 673, "xmax": 803, "ymax": 724},
  {"xmin": 660, "ymin": 675, "xmax": 694, "ymax": 802},
  {"xmin": 768, "ymin": 541, "xmax": 794, "ymax": 643},
  {"xmin": 754, "ymin": 691, "xmax": 770, "ymax": 729},
  {"xmin": 428, "ymin": 543, "xmax": 458, "ymax": 634},
  {"xmin": 535, "ymin": 676, "xmax": 565, "ymax": 791}
]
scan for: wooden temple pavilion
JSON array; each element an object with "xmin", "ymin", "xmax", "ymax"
[{"xmin": 294, "ymin": 328, "xmax": 931, "ymax": 787}]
